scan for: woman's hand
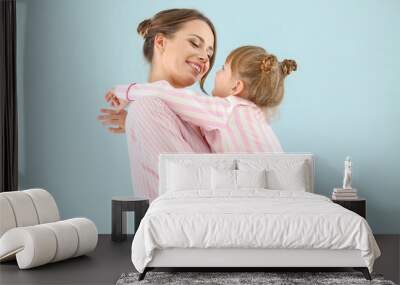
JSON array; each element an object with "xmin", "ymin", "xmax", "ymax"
[
  {"xmin": 97, "ymin": 108, "xmax": 127, "ymax": 134},
  {"xmin": 97, "ymin": 89, "xmax": 129, "ymax": 134},
  {"xmin": 105, "ymin": 90, "xmax": 129, "ymax": 112}
]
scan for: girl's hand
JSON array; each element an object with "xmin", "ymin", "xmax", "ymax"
[
  {"xmin": 97, "ymin": 108, "xmax": 127, "ymax": 134},
  {"xmin": 105, "ymin": 90, "xmax": 129, "ymax": 111}
]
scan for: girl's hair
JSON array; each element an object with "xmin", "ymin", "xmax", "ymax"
[
  {"xmin": 137, "ymin": 9, "xmax": 217, "ymax": 93},
  {"xmin": 227, "ymin": 46, "xmax": 297, "ymax": 118}
]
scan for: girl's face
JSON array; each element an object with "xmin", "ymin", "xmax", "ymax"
[
  {"xmin": 158, "ymin": 20, "xmax": 214, "ymax": 88},
  {"xmin": 212, "ymin": 62, "xmax": 236, "ymax": 98}
]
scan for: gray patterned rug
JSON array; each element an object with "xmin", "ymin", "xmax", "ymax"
[{"xmin": 116, "ymin": 271, "xmax": 396, "ymax": 285}]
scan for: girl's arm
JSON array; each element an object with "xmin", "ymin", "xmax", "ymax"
[{"xmin": 112, "ymin": 83, "xmax": 236, "ymax": 131}]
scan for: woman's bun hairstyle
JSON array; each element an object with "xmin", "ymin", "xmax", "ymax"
[{"xmin": 137, "ymin": 19, "xmax": 152, "ymax": 38}]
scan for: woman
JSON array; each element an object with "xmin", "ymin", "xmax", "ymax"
[
  {"xmin": 99, "ymin": 9, "xmax": 216, "ymax": 131},
  {"xmin": 97, "ymin": 9, "xmax": 282, "ymax": 201}
]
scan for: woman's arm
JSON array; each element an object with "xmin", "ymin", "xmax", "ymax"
[{"xmin": 112, "ymin": 83, "xmax": 235, "ymax": 131}]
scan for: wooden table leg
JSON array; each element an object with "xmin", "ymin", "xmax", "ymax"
[{"xmin": 112, "ymin": 201, "xmax": 127, "ymax": 241}]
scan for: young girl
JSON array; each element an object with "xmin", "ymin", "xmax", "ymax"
[{"xmin": 107, "ymin": 45, "xmax": 297, "ymax": 154}]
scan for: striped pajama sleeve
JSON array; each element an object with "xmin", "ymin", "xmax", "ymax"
[
  {"xmin": 114, "ymin": 82, "xmax": 284, "ymax": 154},
  {"xmin": 114, "ymin": 83, "xmax": 234, "ymax": 131}
]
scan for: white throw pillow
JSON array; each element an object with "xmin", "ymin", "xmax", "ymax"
[
  {"xmin": 167, "ymin": 162, "xmax": 211, "ymax": 191},
  {"xmin": 211, "ymin": 168, "xmax": 268, "ymax": 190},
  {"xmin": 238, "ymin": 159, "xmax": 309, "ymax": 191},
  {"xmin": 211, "ymin": 168, "xmax": 236, "ymax": 190},
  {"xmin": 266, "ymin": 163, "xmax": 307, "ymax": 191},
  {"xmin": 236, "ymin": 169, "xmax": 267, "ymax": 189}
]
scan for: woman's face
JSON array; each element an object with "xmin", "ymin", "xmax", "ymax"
[{"xmin": 158, "ymin": 20, "xmax": 214, "ymax": 88}]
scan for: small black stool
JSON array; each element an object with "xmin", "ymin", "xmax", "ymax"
[{"xmin": 111, "ymin": 197, "xmax": 149, "ymax": 242}]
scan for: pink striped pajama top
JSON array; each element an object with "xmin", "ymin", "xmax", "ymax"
[{"xmin": 115, "ymin": 80, "xmax": 283, "ymax": 154}]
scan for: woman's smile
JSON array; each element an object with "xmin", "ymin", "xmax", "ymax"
[{"xmin": 186, "ymin": 61, "xmax": 203, "ymax": 76}]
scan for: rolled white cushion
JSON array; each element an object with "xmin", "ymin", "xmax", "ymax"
[
  {"xmin": 0, "ymin": 189, "xmax": 60, "ymax": 238},
  {"xmin": 0, "ymin": 225, "xmax": 57, "ymax": 268},
  {"xmin": 65, "ymin": 218, "xmax": 98, "ymax": 257},
  {"xmin": 24, "ymin": 188, "xmax": 60, "ymax": 223},
  {"xmin": 0, "ymin": 218, "xmax": 98, "ymax": 269},
  {"xmin": 41, "ymin": 221, "xmax": 79, "ymax": 262},
  {"xmin": 0, "ymin": 191, "xmax": 39, "ymax": 227},
  {"xmin": 0, "ymin": 196, "xmax": 17, "ymax": 237}
]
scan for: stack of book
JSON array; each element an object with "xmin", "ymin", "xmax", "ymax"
[{"xmin": 332, "ymin": 188, "xmax": 358, "ymax": 200}]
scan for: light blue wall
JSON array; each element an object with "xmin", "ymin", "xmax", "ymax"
[{"xmin": 16, "ymin": 0, "xmax": 400, "ymax": 234}]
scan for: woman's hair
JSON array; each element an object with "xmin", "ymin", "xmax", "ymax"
[
  {"xmin": 137, "ymin": 9, "xmax": 217, "ymax": 93},
  {"xmin": 227, "ymin": 46, "xmax": 297, "ymax": 119}
]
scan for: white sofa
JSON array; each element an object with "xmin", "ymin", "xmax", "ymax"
[{"xmin": 0, "ymin": 188, "xmax": 98, "ymax": 269}]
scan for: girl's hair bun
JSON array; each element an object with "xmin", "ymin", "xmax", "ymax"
[
  {"xmin": 280, "ymin": 59, "xmax": 297, "ymax": 76},
  {"xmin": 260, "ymin": 54, "xmax": 277, "ymax": 73},
  {"xmin": 137, "ymin": 19, "xmax": 152, "ymax": 38}
]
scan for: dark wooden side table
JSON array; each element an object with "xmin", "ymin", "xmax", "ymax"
[
  {"xmin": 112, "ymin": 197, "xmax": 149, "ymax": 242},
  {"xmin": 332, "ymin": 198, "xmax": 366, "ymax": 219}
]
